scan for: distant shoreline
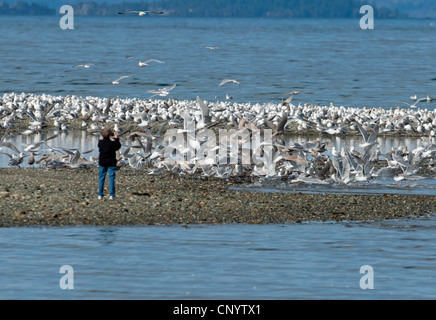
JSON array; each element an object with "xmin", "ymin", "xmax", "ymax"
[
  {"xmin": 1, "ymin": 14, "xmax": 427, "ymax": 20},
  {"xmin": 0, "ymin": 14, "xmax": 418, "ymax": 19},
  {"xmin": 0, "ymin": 1, "xmax": 410, "ymax": 19}
]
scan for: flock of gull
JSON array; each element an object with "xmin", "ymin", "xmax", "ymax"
[
  {"xmin": 0, "ymin": 91, "xmax": 435, "ymax": 186},
  {"xmin": 0, "ymin": 9, "xmax": 435, "ymax": 186}
]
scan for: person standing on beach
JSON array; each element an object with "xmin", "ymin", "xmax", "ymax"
[{"xmin": 98, "ymin": 128, "xmax": 121, "ymax": 200}]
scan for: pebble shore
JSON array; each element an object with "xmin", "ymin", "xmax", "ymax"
[{"xmin": 0, "ymin": 167, "xmax": 435, "ymax": 227}]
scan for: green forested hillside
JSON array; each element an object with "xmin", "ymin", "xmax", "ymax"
[{"xmin": 0, "ymin": 0, "xmax": 406, "ymax": 18}]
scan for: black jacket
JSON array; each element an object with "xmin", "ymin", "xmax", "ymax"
[{"xmin": 98, "ymin": 137, "xmax": 121, "ymax": 167}]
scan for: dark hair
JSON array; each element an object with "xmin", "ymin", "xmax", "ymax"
[{"xmin": 101, "ymin": 128, "xmax": 113, "ymax": 139}]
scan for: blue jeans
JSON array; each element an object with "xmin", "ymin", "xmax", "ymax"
[{"xmin": 98, "ymin": 166, "xmax": 117, "ymax": 197}]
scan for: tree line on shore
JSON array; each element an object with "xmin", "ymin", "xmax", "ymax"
[
  {"xmin": 0, "ymin": 1, "xmax": 55, "ymax": 15},
  {"xmin": 0, "ymin": 0, "xmax": 405, "ymax": 18}
]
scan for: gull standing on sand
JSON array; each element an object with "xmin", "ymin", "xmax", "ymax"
[
  {"xmin": 101, "ymin": 75, "xmax": 131, "ymax": 85},
  {"xmin": 125, "ymin": 56, "xmax": 165, "ymax": 67},
  {"xmin": 28, "ymin": 151, "xmax": 36, "ymax": 167}
]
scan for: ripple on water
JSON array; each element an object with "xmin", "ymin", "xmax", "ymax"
[{"xmin": 0, "ymin": 220, "xmax": 435, "ymax": 299}]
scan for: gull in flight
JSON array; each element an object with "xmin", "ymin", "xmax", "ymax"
[
  {"xmin": 355, "ymin": 122, "xmax": 379, "ymax": 148},
  {"xmin": 0, "ymin": 141, "xmax": 21, "ymax": 154},
  {"xmin": 196, "ymin": 96, "xmax": 213, "ymax": 127},
  {"xmin": 204, "ymin": 46, "xmax": 219, "ymax": 50},
  {"xmin": 399, "ymin": 97, "xmax": 427, "ymax": 109},
  {"xmin": 410, "ymin": 95, "xmax": 433, "ymax": 102},
  {"xmin": 0, "ymin": 152, "xmax": 27, "ymax": 168},
  {"xmin": 73, "ymin": 63, "xmax": 94, "ymax": 68},
  {"xmin": 0, "ymin": 141, "xmax": 28, "ymax": 168},
  {"xmin": 148, "ymin": 84, "xmax": 177, "ymax": 98},
  {"xmin": 125, "ymin": 56, "xmax": 165, "ymax": 67},
  {"xmin": 281, "ymin": 90, "xmax": 313, "ymax": 96},
  {"xmin": 118, "ymin": 11, "xmax": 164, "ymax": 16},
  {"xmin": 218, "ymin": 79, "xmax": 240, "ymax": 87},
  {"xmin": 101, "ymin": 75, "xmax": 131, "ymax": 85},
  {"xmin": 279, "ymin": 90, "xmax": 313, "ymax": 105},
  {"xmin": 265, "ymin": 116, "xmax": 288, "ymax": 136}
]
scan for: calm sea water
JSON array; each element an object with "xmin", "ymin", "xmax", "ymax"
[
  {"xmin": 0, "ymin": 218, "xmax": 435, "ymax": 300},
  {"xmin": 0, "ymin": 16, "xmax": 435, "ymax": 108},
  {"xmin": 1, "ymin": 16, "xmax": 436, "ymax": 301}
]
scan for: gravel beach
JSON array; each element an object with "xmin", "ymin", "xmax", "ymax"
[{"xmin": 0, "ymin": 167, "xmax": 435, "ymax": 227}]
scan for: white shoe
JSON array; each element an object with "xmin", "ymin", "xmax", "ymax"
[
  {"xmin": 98, "ymin": 196, "xmax": 102, "ymax": 200},
  {"xmin": 109, "ymin": 196, "xmax": 114, "ymax": 200}
]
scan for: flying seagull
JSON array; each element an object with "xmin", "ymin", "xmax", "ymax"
[
  {"xmin": 280, "ymin": 90, "xmax": 313, "ymax": 96},
  {"xmin": 125, "ymin": 56, "xmax": 165, "ymax": 67},
  {"xmin": 204, "ymin": 46, "xmax": 219, "ymax": 50},
  {"xmin": 218, "ymin": 79, "xmax": 240, "ymax": 87},
  {"xmin": 355, "ymin": 122, "xmax": 379, "ymax": 148},
  {"xmin": 399, "ymin": 97, "xmax": 427, "ymax": 109},
  {"xmin": 118, "ymin": 11, "xmax": 164, "ymax": 16},
  {"xmin": 0, "ymin": 141, "xmax": 20, "ymax": 154},
  {"xmin": 148, "ymin": 84, "xmax": 177, "ymax": 98},
  {"xmin": 0, "ymin": 152, "xmax": 27, "ymax": 169},
  {"xmin": 101, "ymin": 75, "xmax": 131, "ymax": 85}
]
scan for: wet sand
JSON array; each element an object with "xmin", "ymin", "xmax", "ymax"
[{"xmin": 0, "ymin": 167, "xmax": 435, "ymax": 227}]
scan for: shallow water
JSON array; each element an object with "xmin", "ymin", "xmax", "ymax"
[
  {"xmin": 232, "ymin": 178, "xmax": 436, "ymax": 196},
  {"xmin": 0, "ymin": 216, "xmax": 435, "ymax": 300}
]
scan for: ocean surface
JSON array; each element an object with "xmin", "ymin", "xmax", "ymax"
[
  {"xmin": 0, "ymin": 218, "xmax": 435, "ymax": 300},
  {"xmin": 0, "ymin": 16, "xmax": 435, "ymax": 109},
  {"xmin": 1, "ymin": 16, "xmax": 436, "ymax": 300}
]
